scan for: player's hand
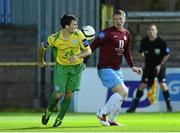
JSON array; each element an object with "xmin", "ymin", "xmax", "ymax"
[
  {"xmin": 156, "ymin": 65, "xmax": 161, "ymax": 74},
  {"xmin": 38, "ymin": 60, "xmax": 46, "ymax": 68},
  {"xmin": 70, "ymin": 56, "xmax": 79, "ymax": 63},
  {"xmin": 132, "ymin": 66, "xmax": 142, "ymax": 75}
]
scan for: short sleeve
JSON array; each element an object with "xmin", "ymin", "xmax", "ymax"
[
  {"xmin": 140, "ymin": 39, "xmax": 145, "ymax": 54},
  {"xmin": 47, "ymin": 34, "xmax": 55, "ymax": 47},
  {"xmin": 162, "ymin": 40, "xmax": 170, "ymax": 55},
  {"xmin": 77, "ymin": 30, "xmax": 90, "ymax": 50}
]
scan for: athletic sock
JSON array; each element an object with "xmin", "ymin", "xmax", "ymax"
[
  {"xmin": 47, "ymin": 92, "xmax": 59, "ymax": 112},
  {"xmin": 108, "ymin": 106, "xmax": 120, "ymax": 122},
  {"xmin": 108, "ymin": 89, "xmax": 128, "ymax": 122},
  {"xmin": 133, "ymin": 89, "xmax": 143, "ymax": 108},
  {"xmin": 100, "ymin": 93, "xmax": 123, "ymax": 115},
  {"xmin": 162, "ymin": 90, "xmax": 171, "ymax": 107},
  {"xmin": 57, "ymin": 96, "xmax": 72, "ymax": 120}
]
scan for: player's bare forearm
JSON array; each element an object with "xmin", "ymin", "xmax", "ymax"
[
  {"xmin": 124, "ymin": 48, "xmax": 134, "ymax": 68},
  {"xmin": 38, "ymin": 43, "xmax": 46, "ymax": 67},
  {"xmin": 77, "ymin": 47, "xmax": 92, "ymax": 59},
  {"xmin": 39, "ymin": 43, "xmax": 45, "ymax": 61},
  {"xmin": 155, "ymin": 54, "xmax": 170, "ymax": 74},
  {"xmin": 70, "ymin": 47, "xmax": 92, "ymax": 63},
  {"xmin": 160, "ymin": 54, "xmax": 170, "ymax": 66}
]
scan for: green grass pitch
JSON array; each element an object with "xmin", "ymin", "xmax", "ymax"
[{"xmin": 0, "ymin": 112, "xmax": 180, "ymax": 132}]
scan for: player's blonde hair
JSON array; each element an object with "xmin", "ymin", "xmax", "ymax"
[
  {"xmin": 148, "ymin": 24, "xmax": 158, "ymax": 30},
  {"xmin": 113, "ymin": 10, "xmax": 126, "ymax": 18}
]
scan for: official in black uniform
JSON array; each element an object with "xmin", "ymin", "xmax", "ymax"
[{"xmin": 127, "ymin": 24, "xmax": 173, "ymax": 112}]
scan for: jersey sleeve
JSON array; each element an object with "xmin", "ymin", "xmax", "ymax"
[
  {"xmin": 84, "ymin": 30, "xmax": 107, "ymax": 64},
  {"xmin": 90, "ymin": 30, "xmax": 108, "ymax": 52},
  {"xmin": 47, "ymin": 34, "xmax": 55, "ymax": 47},
  {"xmin": 77, "ymin": 30, "xmax": 90, "ymax": 50},
  {"xmin": 139, "ymin": 39, "xmax": 145, "ymax": 54},
  {"xmin": 124, "ymin": 32, "xmax": 134, "ymax": 67},
  {"xmin": 43, "ymin": 34, "xmax": 55, "ymax": 48},
  {"xmin": 162, "ymin": 40, "xmax": 170, "ymax": 55}
]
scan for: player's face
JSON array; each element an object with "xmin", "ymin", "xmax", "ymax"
[
  {"xmin": 147, "ymin": 25, "xmax": 158, "ymax": 38},
  {"xmin": 68, "ymin": 20, "xmax": 78, "ymax": 34},
  {"xmin": 113, "ymin": 14, "xmax": 125, "ymax": 29}
]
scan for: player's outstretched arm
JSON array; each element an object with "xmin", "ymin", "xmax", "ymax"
[{"xmin": 38, "ymin": 43, "xmax": 46, "ymax": 68}]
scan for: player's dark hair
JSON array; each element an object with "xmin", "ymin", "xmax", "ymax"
[
  {"xmin": 60, "ymin": 14, "xmax": 77, "ymax": 28},
  {"xmin": 113, "ymin": 10, "xmax": 126, "ymax": 18}
]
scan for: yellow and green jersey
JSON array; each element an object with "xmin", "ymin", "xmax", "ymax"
[{"xmin": 45, "ymin": 29, "xmax": 89, "ymax": 65}]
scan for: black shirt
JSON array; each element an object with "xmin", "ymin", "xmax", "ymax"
[{"xmin": 140, "ymin": 36, "xmax": 170, "ymax": 69}]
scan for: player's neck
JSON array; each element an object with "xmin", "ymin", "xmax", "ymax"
[
  {"xmin": 114, "ymin": 26, "xmax": 124, "ymax": 31},
  {"xmin": 118, "ymin": 27, "xmax": 124, "ymax": 31},
  {"xmin": 62, "ymin": 29, "xmax": 71, "ymax": 40},
  {"xmin": 149, "ymin": 35, "xmax": 157, "ymax": 41}
]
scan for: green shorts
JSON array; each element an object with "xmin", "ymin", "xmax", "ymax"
[{"xmin": 54, "ymin": 63, "xmax": 84, "ymax": 93}]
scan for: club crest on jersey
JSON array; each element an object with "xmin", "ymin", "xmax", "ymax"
[
  {"xmin": 154, "ymin": 49, "xmax": 160, "ymax": 55},
  {"xmin": 55, "ymin": 86, "xmax": 60, "ymax": 91},
  {"xmin": 124, "ymin": 36, "xmax": 127, "ymax": 40},
  {"xmin": 73, "ymin": 39, "xmax": 78, "ymax": 45}
]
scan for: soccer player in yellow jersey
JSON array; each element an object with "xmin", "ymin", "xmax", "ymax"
[{"xmin": 38, "ymin": 14, "xmax": 92, "ymax": 127}]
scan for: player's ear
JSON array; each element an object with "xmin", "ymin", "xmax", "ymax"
[
  {"xmin": 156, "ymin": 28, "xmax": 158, "ymax": 34},
  {"xmin": 65, "ymin": 24, "xmax": 69, "ymax": 29},
  {"xmin": 123, "ymin": 16, "xmax": 126, "ymax": 22}
]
